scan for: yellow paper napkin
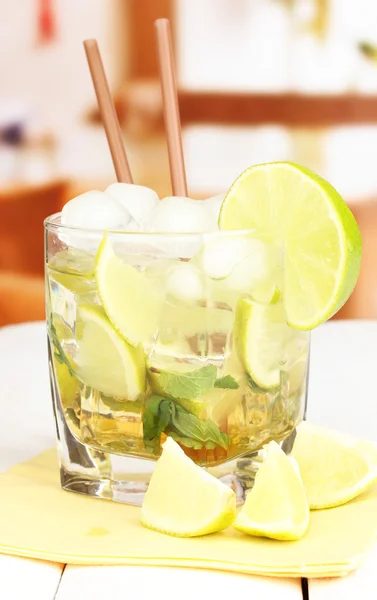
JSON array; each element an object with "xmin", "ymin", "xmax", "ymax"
[{"xmin": 0, "ymin": 449, "xmax": 376, "ymax": 578}]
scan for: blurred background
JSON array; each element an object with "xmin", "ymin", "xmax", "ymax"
[{"xmin": 1, "ymin": 0, "xmax": 377, "ymax": 326}]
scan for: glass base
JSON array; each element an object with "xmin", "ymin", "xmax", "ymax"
[
  {"xmin": 51, "ymin": 340, "xmax": 298, "ymax": 507},
  {"xmin": 57, "ymin": 409, "xmax": 297, "ymax": 507}
]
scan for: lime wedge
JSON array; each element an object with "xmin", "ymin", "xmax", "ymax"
[
  {"xmin": 95, "ymin": 234, "xmax": 164, "ymax": 346},
  {"xmin": 141, "ymin": 437, "xmax": 236, "ymax": 537},
  {"xmin": 234, "ymin": 441, "xmax": 309, "ymax": 540},
  {"xmin": 219, "ymin": 162, "xmax": 362, "ymax": 329},
  {"xmin": 234, "ymin": 295, "xmax": 303, "ymax": 388},
  {"xmin": 292, "ymin": 422, "xmax": 377, "ymax": 509},
  {"xmin": 76, "ymin": 305, "xmax": 146, "ymax": 400}
]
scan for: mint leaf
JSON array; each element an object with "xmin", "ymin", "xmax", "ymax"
[
  {"xmin": 143, "ymin": 395, "xmax": 172, "ymax": 454},
  {"xmin": 158, "ymin": 365, "xmax": 217, "ymax": 400},
  {"xmin": 214, "ymin": 375, "xmax": 239, "ymax": 389},
  {"xmin": 170, "ymin": 403, "xmax": 229, "ymax": 450},
  {"xmin": 142, "ymin": 394, "xmax": 229, "ymax": 454}
]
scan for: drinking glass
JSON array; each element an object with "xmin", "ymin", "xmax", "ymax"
[{"xmin": 45, "ymin": 213, "xmax": 309, "ymax": 505}]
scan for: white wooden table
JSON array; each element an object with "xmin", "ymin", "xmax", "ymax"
[{"xmin": 1, "ymin": 320, "xmax": 376, "ymax": 600}]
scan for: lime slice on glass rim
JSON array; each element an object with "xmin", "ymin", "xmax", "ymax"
[
  {"xmin": 219, "ymin": 162, "xmax": 362, "ymax": 329},
  {"xmin": 141, "ymin": 437, "xmax": 236, "ymax": 537},
  {"xmin": 234, "ymin": 441, "xmax": 309, "ymax": 541},
  {"xmin": 76, "ymin": 305, "xmax": 146, "ymax": 400},
  {"xmin": 95, "ymin": 233, "xmax": 164, "ymax": 346}
]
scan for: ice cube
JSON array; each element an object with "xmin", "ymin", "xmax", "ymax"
[
  {"xmin": 143, "ymin": 196, "xmax": 215, "ymax": 233},
  {"xmin": 142, "ymin": 196, "xmax": 215, "ymax": 258},
  {"xmin": 197, "ymin": 233, "xmax": 275, "ymax": 296},
  {"xmin": 166, "ymin": 263, "xmax": 205, "ymax": 301},
  {"xmin": 123, "ymin": 217, "xmax": 141, "ymax": 232},
  {"xmin": 61, "ymin": 190, "xmax": 130, "ymax": 230},
  {"xmin": 106, "ymin": 182, "xmax": 159, "ymax": 225},
  {"xmin": 225, "ymin": 249, "xmax": 270, "ymax": 291},
  {"xmin": 203, "ymin": 193, "xmax": 224, "ymax": 225},
  {"xmin": 61, "ymin": 190, "xmax": 130, "ymax": 251},
  {"xmin": 198, "ymin": 234, "xmax": 266, "ymax": 280}
]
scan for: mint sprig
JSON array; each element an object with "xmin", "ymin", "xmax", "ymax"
[
  {"xmin": 170, "ymin": 404, "xmax": 229, "ymax": 450},
  {"xmin": 214, "ymin": 375, "xmax": 239, "ymax": 389},
  {"xmin": 143, "ymin": 395, "xmax": 229, "ymax": 455},
  {"xmin": 143, "ymin": 395, "xmax": 171, "ymax": 454}
]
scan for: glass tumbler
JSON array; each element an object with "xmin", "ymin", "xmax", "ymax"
[{"xmin": 45, "ymin": 214, "xmax": 309, "ymax": 505}]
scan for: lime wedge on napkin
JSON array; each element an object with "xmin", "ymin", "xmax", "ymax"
[
  {"xmin": 141, "ymin": 437, "xmax": 236, "ymax": 537},
  {"xmin": 292, "ymin": 423, "xmax": 377, "ymax": 509},
  {"xmin": 234, "ymin": 441, "xmax": 309, "ymax": 540}
]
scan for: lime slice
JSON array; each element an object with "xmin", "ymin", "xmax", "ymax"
[
  {"xmin": 76, "ymin": 305, "xmax": 146, "ymax": 400},
  {"xmin": 234, "ymin": 295, "xmax": 303, "ymax": 388},
  {"xmin": 95, "ymin": 234, "xmax": 165, "ymax": 346},
  {"xmin": 292, "ymin": 422, "xmax": 377, "ymax": 509},
  {"xmin": 234, "ymin": 441, "xmax": 309, "ymax": 540},
  {"xmin": 219, "ymin": 162, "xmax": 362, "ymax": 329},
  {"xmin": 141, "ymin": 437, "xmax": 236, "ymax": 537}
]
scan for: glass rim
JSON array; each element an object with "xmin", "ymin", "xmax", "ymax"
[{"xmin": 44, "ymin": 212, "xmax": 261, "ymax": 237}]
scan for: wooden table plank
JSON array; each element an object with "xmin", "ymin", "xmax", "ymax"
[
  {"xmin": 0, "ymin": 555, "xmax": 64, "ymax": 600},
  {"xmin": 57, "ymin": 565, "xmax": 303, "ymax": 600}
]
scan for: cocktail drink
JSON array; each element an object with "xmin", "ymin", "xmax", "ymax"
[
  {"xmin": 46, "ymin": 185, "xmax": 310, "ymax": 504},
  {"xmin": 46, "ymin": 31, "xmax": 361, "ymax": 508}
]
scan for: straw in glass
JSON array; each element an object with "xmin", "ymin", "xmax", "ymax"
[
  {"xmin": 83, "ymin": 39, "xmax": 133, "ymax": 184},
  {"xmin": 155, "ymin": 19, "xmax": 188, "ymax": 197}
]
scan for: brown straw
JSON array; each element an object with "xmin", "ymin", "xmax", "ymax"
[
  {"xmin": 83, "ymin": 39, "xmax": 133, "ymax": 183},
  {"xmin": 155, "ymin": 19, "xmax": 188, "ymax": 196}
]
